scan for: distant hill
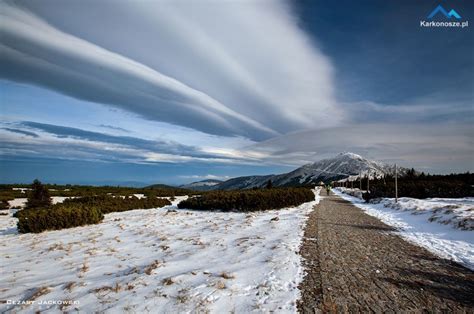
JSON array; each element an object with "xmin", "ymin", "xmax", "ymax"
[
  {"xmin": 179, "ymin": 179, "xmax": 223, "ymax": 191},
  {"xmin": 145, "ymin": 183, "xmax": 181, "ymax": 190},
  {"xmin": 211, "ymin": 152, "xmax": 408, "ymax": 190}
]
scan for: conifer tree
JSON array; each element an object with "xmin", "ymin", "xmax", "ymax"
[
  {"xmin": 266, "ymin": 180, "xmax": 273, "ymax": 189},
  {"xmin": 26, "ymin": 179, "xmax": 52, "ymax": 209}
]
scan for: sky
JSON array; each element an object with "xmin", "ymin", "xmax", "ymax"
[{"xmin": 0, "ymin": 0, "xmax": 473, "ymax": 186}]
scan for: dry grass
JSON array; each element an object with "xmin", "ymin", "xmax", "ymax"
[
  {"xmin": 48, "ymin": 242, "xmax": 65, "ymax": 251},
  {"xmin": 192, "ymin": 240, "xmax": 205, "ymax": 246},
  {"xmin": 81, "ymin": 261, "xmax": 89, "ymax": 272},
  {"xmin": 93, "ymin": 286, "xmax": 112, "ymax": 294},
  {"xmin": 86, "ymin": 248, "xmax": 98, "ymax": 256},
  {"xmin": 78, "ymin": 259, "xmax": 89, "ymax": 278},
  {"xmin": 63, "ymin": 281, "xmax": 76, "ymax": 292},
  {"xmin": 176, "ymin": 288, "xmax": 189, "ymax": 303},
  {"xmin": 144, "ymin": 260, "xmax": 161, "ymax": 275},
  {"xmin": 93, "ymin": 283, "xmax": 121, "ymax": 294},
  {"xmin": 125, "ymin": 267, "xmax": 140, "ymax": 276},
  {"xmin": 219, "ymin": 272, "xmax": 235, "ymax": 279},
  {"xmin": 59, "ymin": 299, "xmax": 75, "ymax": 311},
  {"xmin": 112, "ymin": 283, "xmax": 121, "ymax": 293},
  {"xmin": 215, "ymin": 281, "xmax": 226, "ymax": 289},
  {"xmin": 26, "ymin": 286, "xmax": 51, "ymax": 302},
  {"xmin": 162, "ymin": 277, "xmax": 174, "ymax": 286}
]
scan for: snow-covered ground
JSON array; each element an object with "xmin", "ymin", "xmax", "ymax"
[
  {"xmin": 334, "ymin": 188, "xmax": 474, "ymax": 270},
  {"xmin": 0, "ymin": 189, "xmax": 320, "ymax": 313},
  {"xmin": 6, "ymin": 197, "xmax": 71, "ymax": 210}
]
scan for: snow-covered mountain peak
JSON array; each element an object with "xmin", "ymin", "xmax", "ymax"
[
  {"xmin": 337, "ymin": 152, "xmax": 363, "ymax": 159},
  {"xmin": 210, "ymin": 153, "xmax": 408, "ymax": 190}
]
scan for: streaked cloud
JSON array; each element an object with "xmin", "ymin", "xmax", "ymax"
[
  {"xmin": 0, "ymin": 121, "xmax": 264, "ymax": 165},
  {"xmin": 247, "ymin": 123, "xmax": 474, "ymax": 173},
  {"xmin": 0, "ymin": 0, "xmax": 472, "ymax": 184},
  {"xmin": 0, "ymin": 1, "xmax": 342, "ymax": 141},
  {"xmin": 98, "ymin": 124, "xmax": 129, "ymax": 133},
  {"xmin": 2, "ymin": 127, "xmax": 39, "ymax": 138},
  {"xmin": 19, "ymin": 121, "xmax": 207, "ymax": 158}
]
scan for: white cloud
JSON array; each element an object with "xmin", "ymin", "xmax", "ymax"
[
  {"xmin": 1, "ymin": 1, "xmax": 471, "ymax": 175},
  {"xmin": 0, "ymin": 122, "xmax": 264, "ymax": 166},
  {"xmin": 0, "ymin": 1, "xmax": 342, "ymax": 140},
  {"xmin": 245, "ymin": 122, "xmax": 474, "ymax": 173}
]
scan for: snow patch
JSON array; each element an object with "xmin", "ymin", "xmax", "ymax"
[{"xmin": 0, "ymin": 189, "xmax": 321, "ymax": 313}]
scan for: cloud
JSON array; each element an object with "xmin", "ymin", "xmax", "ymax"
[
  {"xmin": 0, "ymin": 121, "xmax": 264, "ymax": 165},
  {"xmin": 98, "ymin": 124, "xmax": 129, "ymax": 133},
  {"xmin": 1, "ymin": 1, "xmax": 471, "ymax": 177},
  {"xmin": 246, "ymin": 123, "xmax": 474, "ymax": 173},
  {"xmin": 19, "ymin": 121, "xmax": 207, "ymax": 158},
  {"xmin": 2, "ymin": 127, "xmax": 39, "ymax": 138},
  {"xmin": 344, "ymin": 98, "xmax": 474, "ymax": 124},
  {"xmin": 0, "ymin": 1, "xmax": 342, "ymax": 141}
]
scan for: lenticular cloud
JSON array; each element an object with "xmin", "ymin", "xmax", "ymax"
[{"xmin": 0, "ymin": 1, "xmax": 343, "ymax": 140}]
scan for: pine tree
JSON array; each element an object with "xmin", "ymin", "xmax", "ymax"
[
  {"xmin": 26, "ymin": 179, "xmax": 52, "ymax": 209},
  {"xmin": 266, "ymin": 180, "xmax": 273, "ymax": 189}
]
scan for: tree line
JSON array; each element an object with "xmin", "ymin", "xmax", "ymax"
[
  {"xmin": 15, "ymin": 180, "xmax": 172, "ymax": 233},
  {"xmin": 362, "ymin": 171, "xmax": 473, "ymax": 201},
  {"xmin": 178, "ymin": 187, "xmax": 315, "ymax": 212}
]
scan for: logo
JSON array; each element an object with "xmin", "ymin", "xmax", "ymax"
[
  {"xmin": 420, "ymin": 4, "xmax": 468, "ymax": 28},
  {"xmin": 427, "ymin": 4, "xmax": 461, "ymax": 19}
]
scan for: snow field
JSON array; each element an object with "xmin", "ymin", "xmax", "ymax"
[{"xmin": 1, "ymin": 189, "xmax": 320, "ymax": 313}]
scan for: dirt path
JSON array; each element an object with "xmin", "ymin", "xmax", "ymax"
[{"xmin": 298, "ymin": 192, "xmax": 474, "ymax": 313}]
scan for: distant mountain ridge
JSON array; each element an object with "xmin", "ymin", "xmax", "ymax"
[
  {"xmin": 179, "ymin": 179, "xmax": 223, "ymax": 191},
  {"xmin": 187, "ymin": 152, "xmax": 408, "ymax": 190}
]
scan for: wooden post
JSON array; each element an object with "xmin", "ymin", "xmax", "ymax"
[
  {"xmin": 395, "ymin": 164, "xmax": 398, "ymax": 203},
  {"xmin": 367, "ymin": 172, "xmax": 370, "ymax": 193}
]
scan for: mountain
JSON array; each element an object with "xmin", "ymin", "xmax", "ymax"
[
  {"xmin": 213, "ymin": 152, "xmax": 408, "ymax": 190},
  {"xmin": 180, "ymin": 179, "xmax": 223, "ymax": 191},
  {"xmin": 145, "ymin": 183, "xmax": 181, "ymax": 189},
  {"xmin": 213, "ymin": 175, "xmax": 274, "ymax": 190}
]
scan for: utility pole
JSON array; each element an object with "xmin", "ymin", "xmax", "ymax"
[{"xmin": 395, "ymin": 164, "xmax": 398, "ymax": 203}]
